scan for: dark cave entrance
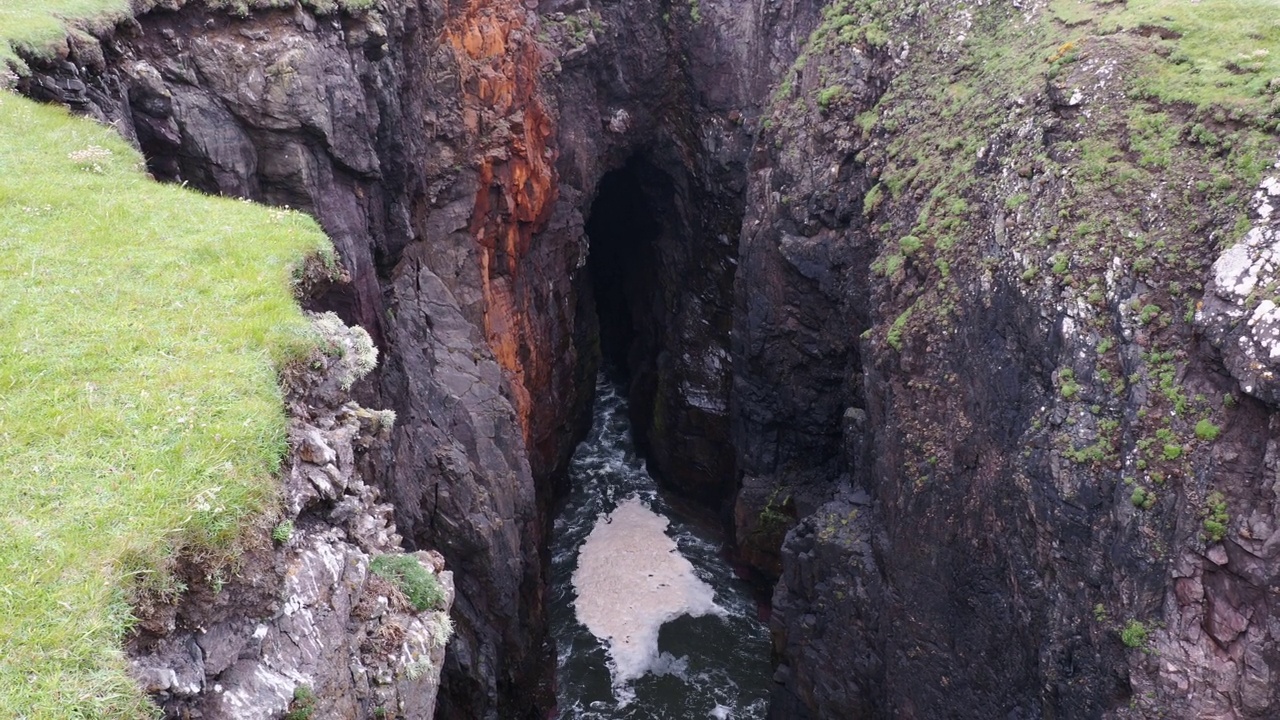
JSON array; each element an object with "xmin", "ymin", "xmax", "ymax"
[
  {"xmin": 580, "ymin": 152, "xmax": 740, "ymax": 506},
  {"xmin": 585, "ymin": 156, "xmax": 665, "ymax": 382}
]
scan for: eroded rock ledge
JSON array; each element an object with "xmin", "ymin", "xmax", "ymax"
[{"xmin": 128, "ymin": 314, "xmax": 453, "ymax": 719}]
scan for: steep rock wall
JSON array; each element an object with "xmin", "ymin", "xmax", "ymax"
[
  {"xmin": 27, "ymin": 0, "xmax": 1280, "ymax": 717},
  {"xmin": 744, "ymin": 0, "xmax": 1280, "ymax": 717},
  {"xmin": 20, "ymin": 0, "xmax": 786, "ymax": 715}
]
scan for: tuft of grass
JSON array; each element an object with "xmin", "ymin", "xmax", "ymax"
[
  {"xmin": 0, "ymin": 0, "xmax": 128, "ymax": 69},
  {"xmin": 0, "ymin": 91, "xmax": 332, "ymax": 717},
  {"xmin": 284, "ymin": 685, "xmax": 318, "ymax": 720},
  {"xmin": 1202, "ymin": 491, "xmax": 1230, "ymax": 542},
  {"xmin": 817, "ymin": 85, "xmax": 847, "ymax": 109},
  {"xmin": 886, "ymin": 306, "xmax": 913, "ymax": 351},
  {"xmin": 1120, "ymin": 619, "xmax": 1149, "ymax": 649},
  {"xmin": 272, "ymin": 520, "xmax": 296, "ymax": 544},
  {"xmin": 370, "ymin": 554, "xmax": 446, "ymax": 612},
  {"xmin": 1130, "ymin": 487, "xmax": 1155, "ymax": 510}
]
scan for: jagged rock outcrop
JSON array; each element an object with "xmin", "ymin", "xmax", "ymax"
[
  {"xmin": 1201, "ymin": 174, "xmax": 1280, "ymax": 405},
  {"xmin": 129, "ymin": 313, "xmax": 452, "ymax": 719}
]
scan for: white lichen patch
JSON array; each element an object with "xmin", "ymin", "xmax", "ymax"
[
  {"xmin": 1198, "ymin": 157, "xmax": 1280, "ymax": 401},
  {"xmin": 310, "ymin": 311, "xmax": 378, "ymax": 389}
]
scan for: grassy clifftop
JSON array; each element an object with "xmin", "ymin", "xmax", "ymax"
[{"xmin": 0, "ymin": 7, "xmax": 335, "ymax": 717}]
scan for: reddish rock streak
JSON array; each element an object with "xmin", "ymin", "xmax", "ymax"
[{"xmin": 446, "ymin": 0, "xmax": 558, "ymax": 447}]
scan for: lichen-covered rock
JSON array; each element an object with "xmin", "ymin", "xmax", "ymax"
[{"xmin": 1200, "ymin": 165, "xmax": 1280, "ymax": 404}]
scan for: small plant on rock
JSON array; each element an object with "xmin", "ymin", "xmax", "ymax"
[
  {"xmin": 1131, "ymin": 487, "xmax": 1155, "ymax": 510},
  {"xmin": 1120, "ymin": 619, "xmax": 1149, "ymax": 649},
  {"xmin": 817, "ymin": 85, "xmax": 846, "ymax": 109},
  {"xmin": 1194, "ymin": 418, "xmax": 1221, "ymax": 441},
  {"xmin": 371, "ymin": 554, "xmax": 445, "ymax": 612},
  {"xmin": 1202, "ymin": 492, "xmax": 1230, "ymax": 543},
  {"xmin": 272, "ymin": 520, "xmax": 295, "ymax": 545},
  {"xmin": 285, "ymin": 685, "xmax": 318, "ymax": 720}
]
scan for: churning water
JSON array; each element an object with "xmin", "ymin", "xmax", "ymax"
[{"xmin": 550, "ymin": 379, "xmax": 771, "ymax": 719}]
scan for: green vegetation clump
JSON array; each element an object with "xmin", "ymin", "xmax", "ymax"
[
  {"xmin": 1121, "ymin": 619, "xmax": 1149, "ymax": 649},
  {"xmin": 887, "ymin": 306, "xmax": 913, "ymax": 351},
  {"xmin": 757, "ymin": 489, "xmax": 793, "ymax": 534},
  {"xmin": 0, "ymin": 0, "xmax": 128, "ymax": 68},
  {"xmin": 273, "ymin": 520, "xmax": 296, "ymax": 544},
  {"xmin": 1202, "ymin": 491, "xmax": 1230, "ymax": 542},
  {"xmin": 1059, "ymin": 368, "xmax": 1080, "ymax": 399},
  {"xmin": 0, "ymin": 67, "xmax": 332, "ymax": 720},
  {"xmin": 371, "ymin": 554, "xmax": 446, "ymax": 612},
  {"xmin": 1131, "ymin": 487, "xmax": 1155, "ymax": 510},
  {"xmin": 1194, "ymin": 419, "xmax": 1222, "ymax": 441},
  {"xmin": 428, "ymin": 612, "xmax": 455, "ymax": 649},
  {"xmin": 817, "ymin": 85, "xmax": 846, "ymax": 109},
  {"xmin": 285, "ymin": 685, "xmax": 318, "ymax": 720}
]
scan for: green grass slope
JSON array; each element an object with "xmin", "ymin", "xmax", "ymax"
[
  {"xmin": 0, "ymin": 11, "xmax": 334, "ymax": 717},
  {"xmin": 0, "ymin": 1, "xmax": 128, "ymax": 68}
]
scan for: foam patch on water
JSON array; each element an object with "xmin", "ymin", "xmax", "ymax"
[{"xmin": 572, "ymin": 496, "xmax": 725, "ymax": 694}]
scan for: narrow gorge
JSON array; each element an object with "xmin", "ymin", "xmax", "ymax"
[{"xmin": 6, "ymin": 0, "xmax": 1280, "ymax": 717}]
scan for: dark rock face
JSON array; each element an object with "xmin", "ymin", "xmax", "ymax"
[
  {"xmin": 584, "ymin": 152, "xmax": 739, "ymax": 503},
  {"xmin": 731, "ymin": 20, "xmax": 881, "ymax": 577},
  {"xmin": 539, "ymin": 0, "xmax": 761, "ymax": 505},
  {"xmin": 745, "ymin": 0, "xmax": 1280, "ymax": 717},
  {"xmin": 24, "ymin": 0, "xmax": 766, "ymax": 715}
]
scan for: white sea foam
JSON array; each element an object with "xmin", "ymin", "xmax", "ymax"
[{"xmin": 572, "ymin": 496, "xmax": 725, "ymax": 694}]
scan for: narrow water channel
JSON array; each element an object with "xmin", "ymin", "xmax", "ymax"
[{"xmin": 549, "ymin": 378, "xmax": 771, "ymax": 719}]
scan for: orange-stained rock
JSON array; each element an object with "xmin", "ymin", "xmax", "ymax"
[{"xmin": 445, "ymin": 0, "xmax": 559, "ymax": 460}]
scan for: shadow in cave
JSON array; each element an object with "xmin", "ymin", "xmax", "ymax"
[
  {"xmin": 581, "ymin": 151, "xmax": 740, "ymax": 511},
  {"xmin": 584, "ymin": 155, "xmax": 666, "ymax": 388}
]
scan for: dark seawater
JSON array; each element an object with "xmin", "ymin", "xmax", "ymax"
[{"xmin": 549, "ymin": 378, "xmax": 771, "ymax": 719}]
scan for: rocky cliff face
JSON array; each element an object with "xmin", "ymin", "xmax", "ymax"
[
  {"xmin": 23, "ymin": 3, "xmax": 554, "ymax": 716},
  {"xmin": 746, "ymin": 1, "xmax": 1280, "ymax": 717},
  {"xmin": 22, "ymin": 0, "xmax": 1280, "ymax": 717}
]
